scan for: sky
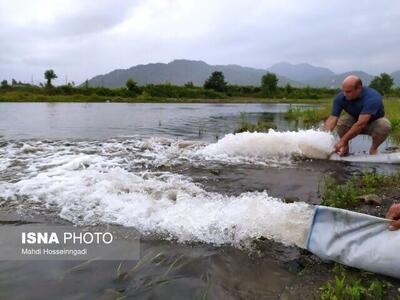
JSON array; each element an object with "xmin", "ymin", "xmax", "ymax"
[{"xmin": 1, "ymin": 0, "xmax": 399, "ymax": 85}]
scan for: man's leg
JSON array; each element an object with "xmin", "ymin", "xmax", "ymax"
[
  {"xmin": 365, "ymin": 118, "xmax": 391, "ymax": 155},
  {"xmin": 336, "ymin": 114, "xmax": 356, "ymax": 155}
]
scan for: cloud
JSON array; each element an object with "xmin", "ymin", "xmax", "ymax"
[
  {"xmin": 0, "ymin": 0, "xmax": 399, "ymax": 84},
  {"xmin": 0, "ymin": 0, "xmax": 136, "ymax": 37}
]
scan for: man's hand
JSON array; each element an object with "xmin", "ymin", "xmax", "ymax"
[
  {"xmin": 386, "ymin": 204, "xmax": 400, "ymax": 231},
  {"xmin": 323, "ymin": 116, "xmax": 338, "ymax": 132},
  {"xmin": 334, "ymin": 140, "xmax": 349, "ymax": 156}
]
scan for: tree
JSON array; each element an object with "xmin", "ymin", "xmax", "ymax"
[
  {"xmin": 84, "ymin": 79, "xmax": 89, "ymax": 89},
  {"xmin": 369, "ymin": 73, "xmax": 394, "ymax": 95},
  {"xmin": 261, "ymin": 72, "xmax": 278, "ymax": 97},
  {"xmin": 126, "ymin": 78, "xmax": 140, "ymax": 94},
  {"xmin": 1, "ymin": 80, "xmax": 8, "ymax": 88},
  {"xmin": 11, "ymin": 79, "xmax": 17, "ymax": 86},
  {"xmin": 285, "ymin": 83, "xmax": 293, "ymax": 95},
  {"xmin": 44, "ymin": 69, "xmax": 57, "ymax": 87},
  {"xmin": 184, "ymin": 81, "xmax": 194, "ymax": 88},
  {"xmin": 204, "ymin": 71, "xmax": 227, "ymax": 92}
]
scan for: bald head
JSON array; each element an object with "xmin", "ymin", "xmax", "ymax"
[
  {"xmin": 342, "ymin": 75, "xmax": 363, "ymax": 100},
  {"xmin": 343, "ymin": 75, "xmax": 362, "ymax": 89}
]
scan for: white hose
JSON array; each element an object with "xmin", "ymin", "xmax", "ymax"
[{"xmin": 307, "ymin": 206, "xmax": 400, "ymax": 279}]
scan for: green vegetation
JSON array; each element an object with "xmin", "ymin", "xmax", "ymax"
[
  {"xmin": 369, "ymin": 73, "xmax": 394, "ymax": 95},
  {"xmin": 224, "ymin": 84, "xmax": 338, "ymax": 99},
  {"xmin": 125, "ymin": 78, "xmax": 141, "ymax": 96},
  {"xmin": 0, "ymin": 69, "xmax": 341, "ymax": 103},
  {"xmin": 320, "ymin": 264, "xmax": 390, "ymax": 300},
  {"xmin": 0, "ymin": 83, "xmax": 339, "ymax": 103},
  {"xmin": 320, "ymin": 172, "xmax": 400, "ymax": 208},
  {"xmin": 261, "ymin": 72, "xmax": 278, "ymax": 97},
  {"xmin": 204, "ymin": 71, "xmax": 227, "ymax": 92},
  {"xmin": 0, "ymin": 82, "xmax": 224, "ymax": 102},
  {"xmin": 321, "ymin": 178, "xmax": 359, "ymax": 208},
  {"xmin": 235, "ymin": 112, "xmax": 277, "ymax": 133},
  {"xmin": 2, "ymin": 69, "xmax": 400, "ymax": 107},
  {"xmin": 184, "ymin": 81, "xmax": 194, "ymax": 88},
  {"xmin": 1, "ymin": 79, "xmax": 8, "ymax": 88},
  {"xmin": 284, "ymin": 104, "xmax": 331, "ymax": 125},
  {"xmin": 384, "ymin": 99, "xmax": 400, "ymax": 144},
  {"xmin": 44, "ymin": 69, "xmax": 57, "ymax": 88}
]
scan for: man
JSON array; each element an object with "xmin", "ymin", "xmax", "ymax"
[
  {"xmin": 387, "ymin": 204, "xmax": 400, "ymax": 230},
  {"xmin": 324, "ymin": 75, "xmax": 391, "ymax": 155}
]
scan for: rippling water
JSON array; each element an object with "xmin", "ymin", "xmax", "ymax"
[{"xmin": 0, "ymin": 102, "xmax": 304, "ymax": 140}]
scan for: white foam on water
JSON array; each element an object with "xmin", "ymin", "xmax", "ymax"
[
  {"xmin": 198, "ymin": 129, "xmax": 335, "ymax": 161},
  {"xmin": 0, "ymin": 132, "xmax": 331, "ymax": 248},
  {"xmin": 20, "ymin": 143, "xmax": 40, "ymax": 153},
  {"xmin": 0, "ymin": 130, "xmax": 337, "ymax": 177},
  {"xmin": 0, "ymin": 153, "xmax": 315, "ymax": 248},
  {"xmin": 0, "ymin": 158, "xmax": 10, "ymax": 172}
]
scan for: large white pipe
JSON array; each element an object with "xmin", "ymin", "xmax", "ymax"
[
  {"xmin": 306, "ymin": 206, "xmax": 400, "ymax": 279},
  {"xmin": 329, "ymin": 152, "xmax": 400, "ymax": 164}
]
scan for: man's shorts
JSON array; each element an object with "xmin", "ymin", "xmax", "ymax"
[{"xmin": 336, "ymin": 114, "xmax": 391, "ymax": 139}]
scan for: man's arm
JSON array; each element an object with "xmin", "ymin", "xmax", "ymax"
[
  {"xmin": 333, "ymin": 114, "xmax": 371, "ymax": 154},
  {"xmin": 323, "ymin": 116, "xmax": 338, "ymax": 132},
  {"xmin": 339, "ymin": 114, "xmax": 371, "ymax": 144},
  {"xmin": 386, "ymin": 204, "xmax": 400, "ymax": 230}
]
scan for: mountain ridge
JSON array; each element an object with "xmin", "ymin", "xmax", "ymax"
[{"xmin": 87, "ymin": 59, "xmax": 400, "ymax": 88}]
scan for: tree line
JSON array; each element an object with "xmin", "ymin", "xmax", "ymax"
[{"xmin": 1, "ymin": 69, "xmax": 399, "ymax": 101}]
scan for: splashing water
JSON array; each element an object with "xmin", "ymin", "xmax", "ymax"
[
  {"xmin": 198, "ymin": 129, "xmax": 335, "ymax": 162},
  {"xmin": 0, "ymin": 150, "xmax": 317, "ymax": 249},
  {"xmin": 0, "ymin": 130, "xmax": 336, "ymax": 248}
]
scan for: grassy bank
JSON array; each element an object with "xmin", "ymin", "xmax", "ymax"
[
  {"xmin": 384, "ymin": 99, "xmax": 400, "ymax": 144},
  {"xmin": 320, "ymin": 171, "xmax": 400, "ymax": 208},
  {"xmin": 318, "ymin": 172, "xmax": 400, "ymax": 299},
  {"xmin": 0, "ymin": 91, "xmax": 332, "ymax": 104},
  {"xmin": 319, "ymin": 264, "xmax": 392, "ymax": 300},
  {"xmin": 234, "ymin": 112, "xmax": 277, "ymax": 133},
  {"xmin": 0, "ymin": 81, "xmax": 340, "ymax": 102},
  {"xmin": 284, "ymin": 104, "xmax": 331, "ymax": 125}
]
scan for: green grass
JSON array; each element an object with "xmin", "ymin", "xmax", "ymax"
[
  {"xmin": 320, "ymin": 178, "xmax": 360, "ymax": 208},
  {"xmin": 320, "ymin": 172, "xmax": 400, "ymax": 208},
  {"xmin": 0, "ymin": 91, "xmax": 131, "ymax": 102},
  {"xmin": 0, "ymin": 86, "xmax": 333, "ymax": 104},
  {"xmin": 320, "ymin": 264, "xmax": 389, "ymax": 300},
  {"xmin": 384, "ymin": 98, "xmax": 400, "ymax": 144},
  {"xmin": 0, "ymin": 92, "xmax": 332, "ymax": 104},
  {"xmin": 234, "ymin": 112, "xmax": 277, "ymax": 133},
  {"xmin": 284, "ymin": 104, "xmax": 331, "ymax": 125},
  {"xmin": 283, "ymin": 106, "xmax": 303, "ymax": 120}
]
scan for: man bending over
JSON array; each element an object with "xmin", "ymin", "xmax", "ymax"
[{"xmin": 324, "ymin": 75, "xmax": 391, "ymax": 155}]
